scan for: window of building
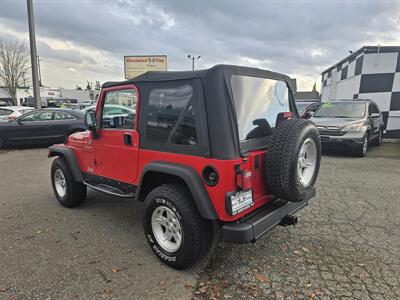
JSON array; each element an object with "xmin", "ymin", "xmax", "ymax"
[
  {"xmin": 341, "ymin": 66, "xmax": 348, "ymax": 80},
  {"xmin": 355, "ymin": 56, "xmax": 364, "ymax": 76}
]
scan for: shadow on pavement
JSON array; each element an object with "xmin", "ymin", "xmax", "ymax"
[{"xmin": 322, "ymin": 141, "xmax": 400, "ymax": 159}]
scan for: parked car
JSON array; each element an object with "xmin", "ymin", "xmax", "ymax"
[
  {"xmin": 296, "ymin": 101, "xmax": 321, "ymax": 119},
  {"xmin": 310, "ymin": 99, "xmax": 384, "ymax": 156},
  {"xmin": 0, "ymin": 106, "xmax": 35, "ymax": 122},
  {"xmin": 0, "ymin": 99, "xmax": 13, "ymax": 106},
  {"xmin": 0, "ymin": 109, "xmax": 87, "ymax": 148},
  {"xmin": 48, "ymin": 65, "xmax": 321, "ymax": 269},
  {"xmin": 82, "ymin": 104, "xmax": 135, "ymax": 115},
  {"xmin": 83, "ymin": 104, "xmax": 135, "ymax": 128}
]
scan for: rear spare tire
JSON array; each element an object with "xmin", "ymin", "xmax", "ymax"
[{"xmin": 265, "ymin": 119, "xmax": 321, "ymax": 202}]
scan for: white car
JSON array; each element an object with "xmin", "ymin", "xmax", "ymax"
[{"xmin": 0, "ymin": 106, "xmax": 35, "ymax": 122}]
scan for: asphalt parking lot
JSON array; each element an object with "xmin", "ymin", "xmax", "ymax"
[{"xmin": 1, "ymin": 143, "xmax": 400, "ymax": 299}]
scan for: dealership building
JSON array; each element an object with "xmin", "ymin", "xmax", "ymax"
[{"xmin": 321, "ymin": 46, "xmax": 400, "ymax": 138}]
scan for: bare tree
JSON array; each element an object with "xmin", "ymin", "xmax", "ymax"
[{"xmin": 0, "ymin": 39, "xmax": 30, "ymax": 105}]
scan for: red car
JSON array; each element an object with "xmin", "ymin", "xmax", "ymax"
[{"xmin": 48, "ymin": 65, "xmax": 321, "ymax": 269}]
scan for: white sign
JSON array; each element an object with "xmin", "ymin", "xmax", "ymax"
[{"xmin": 124, "ymin": 55, "xmax": 168, "ymax": 79}]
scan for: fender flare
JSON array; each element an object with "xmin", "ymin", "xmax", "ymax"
[
  {"xmin": 136, "ymin": 161, "xmax": 218, "ymax": 220},
  {"xmin": 48, "ymin": 146, "xmax": 83, "ymax": 182}
]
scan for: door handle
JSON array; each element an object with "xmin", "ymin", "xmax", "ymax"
[{"xmin": 124, "ymin": 133, "xmax": 132, "ymax": 146}]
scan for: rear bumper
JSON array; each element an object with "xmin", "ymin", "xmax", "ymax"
[{"xmin": 221, "ymin": 190, "xmax": 314, "ymax": 244}]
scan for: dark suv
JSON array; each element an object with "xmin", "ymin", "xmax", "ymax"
[{"xmin": 48, "ymin": 65, "xmax": 321, "ymax": 269}]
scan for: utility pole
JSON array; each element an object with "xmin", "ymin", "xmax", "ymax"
[
  {"xmin": 27, "ymin": 0, "xmax": 41, "ymax": 109},
  {"xmin": 187, "ymin": 55, "xmax": 201, "ymax": 71},
  {"xmin": 37, "ymin": 55, "xmax": 42, "ymax": 86}
]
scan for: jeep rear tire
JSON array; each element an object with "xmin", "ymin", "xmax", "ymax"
[
  {"xmin": 143, "ymin": 184, "xmax": 214, "ymax": 269},
  {"xmin": 51, "ymin": 157, "xmax": 87, "ymax": 207},
  {"xmin": 265, "ymin": 119, "xmax": 321, "ymax": 202}
]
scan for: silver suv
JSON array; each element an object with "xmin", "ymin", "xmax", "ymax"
[{"xmin": 310, "ymin": 100, "xmax": 384, "ymax": 157}]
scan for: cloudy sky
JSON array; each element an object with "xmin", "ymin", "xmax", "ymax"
[{"xmin": 0, "ymin": 0, "xmax": 399, "ymax": 91}]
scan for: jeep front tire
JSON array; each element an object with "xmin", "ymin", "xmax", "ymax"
[
  {"xmin": 143, "ymin": 184, "xmax": 213, "ymax": 269},
  {"xmin": 51, "ymin": 157, "xmax": 87, "ymax": 207}
]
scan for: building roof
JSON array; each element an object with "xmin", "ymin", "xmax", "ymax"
[{"xmin": 321, "ymin": 46, "xmax": 400, "ymax": 75}]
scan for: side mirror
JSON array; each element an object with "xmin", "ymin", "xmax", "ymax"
[
  {"xmin": 370, "ymin": 113, "xmax": 380, "ymax": 118},
  {"xmin": 303, "ymin": 111, "xmax": 314, "ymax": 119},
  {"xmin": 84, "ymin": 110, "xmax": 98, "ymax": 138}
]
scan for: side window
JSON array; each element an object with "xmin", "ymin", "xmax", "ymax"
[
  {"xmin": 21, "ymin": 111, "xmax": 54, "ymax": 121},
  {"xmin": 54, "ymin": 112, "xmax": 75, "ymax": 120},
  {"xmin": 0, "ymin": 109, "xmax": 12, "ymax": 116},
  {"xmin": 146, "ymin": 85, "xmax": 194, "ymax": 143},
  {"xmin": 369, "ymin": 103, "xmax": 379, "ymax": 115},
  {"xmin": 171, "ymin": 103, "xmax": 197, "ymax": 145},
  {"xmin": 101, "ymin": 89, "xmax": 137, "ymax": 129}
]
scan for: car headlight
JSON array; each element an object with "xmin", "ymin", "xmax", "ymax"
[{"xmin": 342, "ymin": 122, "xmax": 364, "ymax": 132}]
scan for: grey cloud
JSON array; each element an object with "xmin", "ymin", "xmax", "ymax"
[{"xmin": 0, "ymin": 0, "xmax": 399, "ymax": 89}]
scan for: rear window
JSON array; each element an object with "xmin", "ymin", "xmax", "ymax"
[
  {"xmin": 18, "ymin": 108, "xmax": 32, "ymax": 114},
  {"xmin": 0, "ymin": 109, "xmax": 12, "ymax": 116},
  {"xmin": 146, "ymin": 85, "xmax": 196, "ymax": 144},
  {"xmin": 230, "ymin": 75, "xmax": 289, "ymax": 141}
]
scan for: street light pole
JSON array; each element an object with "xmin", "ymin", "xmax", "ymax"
[
  {"xmin": 187, "ymin": 55, "xmax": 201, "ymax": 71},
  {"xmin": 37, "ymin": 55, "xmax": 42, "ymax": 86},
  {"xmin": 27, "ymin": 0, "xmax": 41, "ymax": 109}
]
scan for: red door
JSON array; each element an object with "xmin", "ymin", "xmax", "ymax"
[{"xmin": 92, "ymin": 85, "xmax": 140, "ymax": 184}]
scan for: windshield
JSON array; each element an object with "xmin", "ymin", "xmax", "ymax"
[
  {"xmin": 231, "ymin": 75, "xmax": 289, "ymax": 141},
  {"xmin": 314, "ymin": 102, "xmax": 366, "ymax": 118}
]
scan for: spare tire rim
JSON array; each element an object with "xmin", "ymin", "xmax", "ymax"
[
  {"xmin": 54, "ymin": 169, "xmax": 67, "ymax": 197},
  {"xmin": 297, "ymin": 137, "xmax": 317, "ymax": 187},
  {"xmin": 151, "ymin": 204, "xmax": 183, "ymax": 252}
]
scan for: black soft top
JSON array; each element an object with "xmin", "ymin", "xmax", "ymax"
[
  {"xmin": 103, "ymin": 64, "xmax": 293, "ymax": 89},
  {"xmin": 103, "ymin": 65, "xmax": 295, "ymax": 159}
]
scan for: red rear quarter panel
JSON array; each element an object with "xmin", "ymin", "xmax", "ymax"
[{"xmin": 136, "ymin": 149, "xmax": 273, "ymax": 222}]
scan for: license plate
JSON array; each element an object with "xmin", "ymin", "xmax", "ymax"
[{"xmin": 228, "ymin": 189, "xmax": 254, "ymax": 216}]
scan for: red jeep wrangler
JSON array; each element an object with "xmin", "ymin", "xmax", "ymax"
[{"xmin": 49, "ymin": 65, "xmax": 321, "ymax": 269}]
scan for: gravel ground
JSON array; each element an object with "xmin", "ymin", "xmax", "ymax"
[
  {"xmin": 0, "ymin": 148, "xmax": 199, "ymax": 300},
  {"xmin": 194, "ymin": 144, "xmax": 400, "ymax": 299},
  {"xmin": 0, "ymin": 143, "xmax": 399, "ymax": 299}
]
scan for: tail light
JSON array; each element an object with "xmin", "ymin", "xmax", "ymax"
[
  {"xmin": 276, "ymin": 111, "xmax": 293, "ymax": 127},
  {"xmin": 236, "ymin": 169, "xmax": 253, "ymax": 190}
]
